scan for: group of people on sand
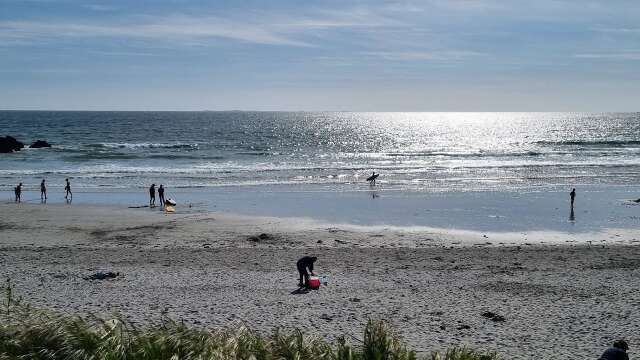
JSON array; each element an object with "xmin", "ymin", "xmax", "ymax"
[
  {"xmin": 13, "ymin": 178, "xmax": 72, "ymax": 203},
  {"xmin": 148, "ymin": 183, "xmax": 166, "ymax": 207}
]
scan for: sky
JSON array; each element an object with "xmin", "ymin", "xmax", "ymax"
[{"xmin": 1, "ymin": 0, "xmax": 639, "ymax": 111}]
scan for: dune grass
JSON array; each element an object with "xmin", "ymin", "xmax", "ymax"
[{"xmin": 1, "ymin": 280, "xmax": 499, "ymax": 360}]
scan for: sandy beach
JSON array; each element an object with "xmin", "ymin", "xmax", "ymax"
[{"xmin": 1, "ymin": 202, "xmax": 639, "ymax": 359}]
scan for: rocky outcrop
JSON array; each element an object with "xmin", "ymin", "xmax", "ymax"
[
  {"xmin": 0, "ymin": 136, "xmax": 24, "ymax": 153},
  {"xmin": 29, "ymin": 140, "xmax": 52, "ymax": 148}
]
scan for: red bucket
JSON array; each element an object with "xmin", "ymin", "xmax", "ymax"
[{"xmin": 308, "ymin": 276, "xmax": 321, "ymax": 289}]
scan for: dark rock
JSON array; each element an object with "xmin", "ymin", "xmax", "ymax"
[
  {"xmin": 0, "ymin": 136, "xmax": 24, "ymax": 153},
  {"xmin": 457, "ymin": 324, "xmax": 471, "ymax": 330},
  {"xmin": 29, "ymin": 140, "xmax": 52, "ymax": 148},
  {"xmin": 319, "ymin": 314, "xmax": 333, "ymax": 321},
  {"xmin": 84, "ymin": 271, "xmax": 120, "ymax": 280},
  {"xmin": 481, "ymin": 311, "xmax": 506, "ymax": 322},
  {"xmin": 349, "ymin": 298, "xmax": 361, "ymax": 302},
  {"xmin": 247, "ymin": 233, "xmax": 275, "ymax": 242}
]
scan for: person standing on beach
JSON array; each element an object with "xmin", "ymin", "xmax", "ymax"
[
  {"xmin": 40, "ymin": 179, "xmax": 47, "ymax": 201},
  {"xmin": 158, "ymin": 185, "xmax": 165, "ymax": 208},
  {"xmin": 14, "ymin": 183, "xmax": 22, "ymax": 202},
  {"xmin": 570, "ymin": 188, "xmax": 576, "ymax": 208},
  {"xmin": 149, "ymin": 184, "xmax": 156, "ymax": 207},
  {"xmin": 598, "ymin": 339, "xmax": 629, "ymax": 360},
  {"xmin": 296, "ymin": 256, "xmax": 317, "ymax": 288},
  {"xmin": 64, "ymin": 178, "xmax": 72, "ymax": 200}
]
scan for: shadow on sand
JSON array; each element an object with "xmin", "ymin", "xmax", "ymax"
[{"xmin": 290, "ymin": 287, "xmax": 310, "ymax": 295}]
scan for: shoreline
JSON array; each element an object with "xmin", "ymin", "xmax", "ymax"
[
  {"xmin": 1, "ymin": 202, "xmax": 638, "ymax": 248},
  {"xmin": 2, "ymin": 184, "xmax": 639, "ymax": 233},
  {"xmin": 1, "ymin": 203, "xmax": 639, "ymax": 358}
]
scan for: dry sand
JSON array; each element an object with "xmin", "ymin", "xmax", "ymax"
[{"xmin": 1, "ymin": 203, "xmax": 639, "ymax": 359}]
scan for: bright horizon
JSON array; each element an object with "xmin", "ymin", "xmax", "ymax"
[{"xmin": 1, "ymin": 1, "xmax": 639, "ymax": 112}]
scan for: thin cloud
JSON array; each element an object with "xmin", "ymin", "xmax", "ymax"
[
  {"xmin": 575, "ymin": 52, "xmax": 640, "ymax": 60},
  {"xmin": 0, "ymin": 17, "xmax": 310, "ymax": 47},
  {"xmin": 84, "ymin": 4, "xmax": 118, "ymax": 12},
  {"xmin": 363, "ymin": 50, "xmax": 486, "ymax": 62},
  {"xmin": 0, "ymin": 8, "xmax": 403, "ymax": 48},
  {"xmin": 592, "ymin": 27, "xmax": 640, "ymax": 34}
]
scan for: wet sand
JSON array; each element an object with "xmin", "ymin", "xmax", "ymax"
[{"xmin": 1, "ymin": 203, "xmax": 639, "ymax": 359}]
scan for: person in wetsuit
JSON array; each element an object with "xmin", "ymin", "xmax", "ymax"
[
  {"xmin": 297, "ymin": 256, "xmax": 317, "ymax": 288},
  {"xmin": 15, "ymin": 183, "xmax": 22, "ymax": 202},
  {"xmin": 149, "ymin": 184, "xmax": 156, "ymax": 207},
  {"xmin": 598, "ymin": 339, "xmax": 629, "ymax": 360},
  {"xmin": 158, "ymin": 185, "xmax": 165, "ymax": 207},
  {"xmin": 64, "ymin": 178, "xmax": 72, "ymax": 200},
  {"xmin": 41, "ymin": 179, "xmax": 47, "ymax": 201},
  {"xmin": 570, "ymin": 188, "xmax": 576, "ymax": 209}
]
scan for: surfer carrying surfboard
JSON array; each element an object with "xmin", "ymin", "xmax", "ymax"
[{"xmin": 366, "ymin": 171, "xmax": 379, "ymax": 185}]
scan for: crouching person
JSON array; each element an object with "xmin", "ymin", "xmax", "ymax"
[{"xmin": 296, "ymin": 256, "xmax": 317, "ymax": 288}]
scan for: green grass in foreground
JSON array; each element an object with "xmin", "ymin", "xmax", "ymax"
[{"xmin": 1, "ymin": 280, "xmax": 499, "ymax": 360}]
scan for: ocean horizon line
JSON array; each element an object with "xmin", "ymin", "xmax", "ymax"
[{"xmin": 1, "ymin": 109, "xmax": 638, "ymax": 113}]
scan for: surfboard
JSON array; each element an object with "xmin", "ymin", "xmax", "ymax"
[
  {"xmin": 366, "ymin": 174, "xmax": 379, "ymax": 182},
  {"xmin": 165, "ymin": 198, "xmax": 177, "ymax": 206}
]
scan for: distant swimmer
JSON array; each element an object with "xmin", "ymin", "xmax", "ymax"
[
  {"xmin": 64, "ymin": 178, "xmax": 72, "ymax": 200},
  {"xmin": 149, "ymin": 184, "xmax": 156, "ymax": 207},
  {"xmin": 40, "ymin": 179, "xmax": 47, "ymax": 201},
  {"xmin": 14, "ymin": 183, "xmax": 22, "ymax": 202},
  {"xmin": 366, "ymin": 171, "xmax": 379, "ymax": 186},
  {"xmin": 570, "ymin": 188, "xmax": 576, "ymax": 208},
  {"xmin": 158, "ymin": 185, "xmax": 165, "ymax": 208}
]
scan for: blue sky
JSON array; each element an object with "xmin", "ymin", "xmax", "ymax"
[{"xmin": 1, "ymin": 0, "xmax": 639, "ymax": 111}]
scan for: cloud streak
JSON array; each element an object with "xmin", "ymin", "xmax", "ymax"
[
  {"xmin": 0, "ymin": 17, "xmax": 310, "ymax": 47},
  {"xmin": 363, "ymin": 50, "xmax": 486, "ymax": 62},
  {"xmin": 575, "ymin": 52, "xmax": 640, "ymax": 60},
  {"xmin": 0, "ymin": 8, "xmax": 401, "ymax": 48}
]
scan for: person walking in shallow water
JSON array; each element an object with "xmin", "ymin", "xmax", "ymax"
[
  {"xmin": 570, "ymin": 188, "xmax": 576, "ymax": 209},
  {"xmin": 149, "ymin": 184, "xmax": 156, "ymax": 207},
  {"xmin": 158, "ymin": 185, "xmax": 165, "ymax": 208},
  {"xmin": 40, "ymin": 179, "xmax": 47, "ymax": 201},
  {"xmin": 14, "ymin": 183, "xmax": 22, "ymax": 202},
  {"xmin": 64, "ymin": 178, "xmax": 72, "ymax": 200}
]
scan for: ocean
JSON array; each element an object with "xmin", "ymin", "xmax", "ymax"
[
  {"xmin": 2, "ymin": 111, "xmax": 639, "ymax": 231},
  {"xmin": 2, "ymin": 111, "xmax": 640, "ymax": 192}
]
